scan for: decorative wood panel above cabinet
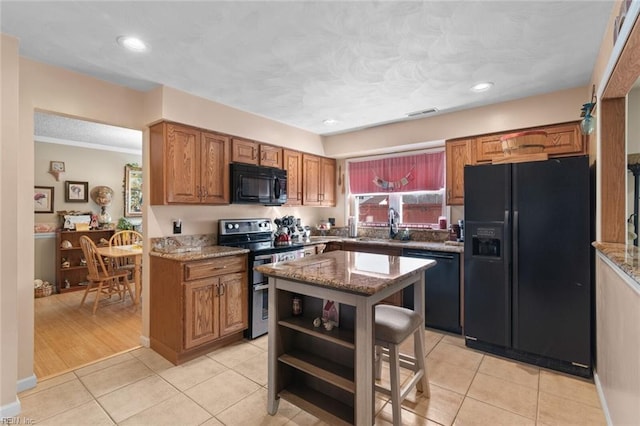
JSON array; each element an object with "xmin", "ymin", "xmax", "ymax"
[
  {"xmin": 150, "ymin": 122, "xmax": 230, "ymax": 205},
  {"xmin": 475, "ymin": 121, "xmax": 585, "ymax": 163}
]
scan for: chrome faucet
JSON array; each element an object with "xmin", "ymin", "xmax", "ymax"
[{"xmin": 388, "ymin": 207, "xmax": 399, "ymax": 239}]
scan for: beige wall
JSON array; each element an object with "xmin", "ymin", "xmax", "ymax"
[
  {"xmin": 16, "ymin": 56, "xmax": 147, "ymax": 404},
  {"xmin": 1, "ymin": 34, "xmax": 21, "ymax": 416},
  {"xmin": 323, "ymin": 86, "xmax": 586, "ymax": 158},
  {"xmin": 34, "ymin": 142, "xmax": 142, "ymax": 227}
]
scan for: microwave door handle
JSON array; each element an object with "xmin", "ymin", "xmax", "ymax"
[{"xmin": 274, "ymin": 177, "xmax": 281, "ymax": 199}]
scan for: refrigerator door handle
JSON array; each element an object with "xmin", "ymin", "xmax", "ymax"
[{"xmin": 512, "ymin": 209, "xmax": 519, "ymax": 347}]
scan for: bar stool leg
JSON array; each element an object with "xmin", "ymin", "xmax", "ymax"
[
  {"xmin": 375, "ymin": 345, "xmax": 383, "ymax": 380},
  {"xmin": 389, "ymin": 344, "xmax": 402, "ymax": 425},
  {"xmin": 413, "ymin": 328, "xmax": 430, "ymax": 397}
]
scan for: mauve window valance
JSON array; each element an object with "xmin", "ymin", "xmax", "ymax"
[{"xmin": 348, "ymin": 151, "xmax": 444, "ymax": 194}]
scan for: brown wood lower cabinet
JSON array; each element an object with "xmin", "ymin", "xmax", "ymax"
[{"xmin": 150, "ymin": 253, "xmax": 248, "ymax": 364}]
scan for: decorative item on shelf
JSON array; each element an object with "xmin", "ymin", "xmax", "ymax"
[
  {"xmin": 90, "ymin": 214, "xmax": 99, "ymax": 229},
  {"xmin": 493, "ymin": 130, "xmax": 549, "ymax": 164},
  {"xmin": 292, "ymin": 296, "xmax": 302, "ymax": 316},
  {"xmin": 64, "ymin": 279, "xmax": 70, "ymax": 289},
  {"xmin": 90, "ymin": 185, "xmax": 114, "ymax": 228},
  {"xmin": 500, "ymin": 131, "xmax": 548, "ymax": 155},
  {"xmin": 61, "ymin": 257, "xmax": 70, "ymax": 268},
  {"xmin": 48, "ymin": 161, "xmax": 65, "ymax": 181},
  {"xmin": 580, "ymin": 84, "xmax": 597, "ymax": 135},
  {"xmin": 313, "ymin": 317, "xmax": 322, "ymax": 328},
  {"xmin": 322, "ymin": 299, "xmax": 339, "ymax": 327},
  {"xmin": 61, "ymin": 213, "xmax": 92, "ymax": 230},
  {"xmin": 60, "ymin": 240, "xmax": 72, "ymax": 249},
  {"xmin": 79, "ymin": 257, "xmax": 87, "ymax": 266}
]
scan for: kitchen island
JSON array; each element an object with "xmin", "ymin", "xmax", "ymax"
[{"xmin": 255, "ymin": 250, "xmax": 435, "ymax": 425}]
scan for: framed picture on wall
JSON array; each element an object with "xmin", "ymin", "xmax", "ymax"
[
  {"xmin": 65, "ymin": 181, "xmax": 88, "ymax": 202},
  {"xmin": 124, "ymin": 165, "xmax": 142, "ymax": 217},
  {"xmin": 34, "ymin": 186, "xmax": 54, "ymax": 213}
]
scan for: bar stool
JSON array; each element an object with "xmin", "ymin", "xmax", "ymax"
[{"xmin": 374, "ymin": 304, "xmax": 430, "ymax": 425}]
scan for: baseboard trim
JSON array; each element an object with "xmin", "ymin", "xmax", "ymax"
[
  {"xmin": 594, "ymin": 369, "xmax": 613, "ymax": 426},
  {"xmin": 0, "ymin": 398, "xmax": 21, "ymax": 418},
  {"xmin": 139, "ymin": 335, "xmax": 150, "ymax": 347},
  {"xmin": 17, "ymin": 374, "xmax": 37, "ymax": 393}
]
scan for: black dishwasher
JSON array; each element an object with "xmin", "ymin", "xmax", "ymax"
[{"xmin": 402, "ymin": 249, "xmax": 461, "ymax": 334}]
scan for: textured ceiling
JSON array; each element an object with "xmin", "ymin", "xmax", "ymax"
[
  {"xmin": 2, "ymin": 1, "xmax": 614, "ymax": 140},
  {"xmin": 33, "ymin": 112, "xmax": 142, "ymax": 154}
]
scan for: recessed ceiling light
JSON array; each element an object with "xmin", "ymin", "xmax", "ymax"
[
  {"xmin": 471, "ymin": 82, "xmax": 494, "ymax": 92},
  {"xmin": 323, "ymin": 119, "xmax": 339, "ymax": 126},
  {"xmin": 116, "ymin": 36, "xmax": 148, "ymax": 52}
]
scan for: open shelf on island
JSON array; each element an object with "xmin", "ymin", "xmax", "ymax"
[
  {"xmin": 280, "ymin": 385, "xmax": 354, "ymax": 426},
  {"xmin": 279, "ymin": 350, "xmax": 355, "ymax": 393},
  {"xmin": 278, "ymin": 316, "xmax": 354, "ymax": 349}
]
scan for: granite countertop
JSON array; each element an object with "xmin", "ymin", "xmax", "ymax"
[
  {"xmin": 593, "ymin": 241, "xmax": 640, "ymax": 283},
  {"xmin": 305, "ymin": 236, "xmax": 464, "ymax": 253},
  {"xmin": 150, "ymin": 245, "xmax": 249, "ymax": 261},
  {"xmin": 255, "ymin": 250, "xmax": 436, "ymax": 295}
]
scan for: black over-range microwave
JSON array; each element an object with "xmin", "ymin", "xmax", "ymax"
[{"xmin": 230, "ymin": 162, "xmax": 287, "ymax": 206}]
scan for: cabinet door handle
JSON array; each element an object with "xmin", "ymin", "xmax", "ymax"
[
  {"xmin": 297, "ymin": 191, "xmax": 302, "ymax": 200},
  {"xmin": 252, "ymin": 148, "xmax": 257, "ymax": 160},
  {"xmin": 219, "ymin": 283, "xmax": 225, "ymax": 296}
]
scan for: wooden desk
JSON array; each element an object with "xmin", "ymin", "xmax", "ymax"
[
  {"xmin": 96, "ymin": 244, "xmax": 142, "ymax": 304},
  {"xmin": 256, "ymin": 250, "xmax": 435, "ymax": 425}
]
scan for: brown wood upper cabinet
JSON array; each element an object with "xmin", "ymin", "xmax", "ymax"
[
  {"xmin": 446, "ymin": 121, "xmax": 587, "ymax": 205},
  {"xmin": 475, "ymin": 121, "xmax": 585, "ymax": 163},
  {"xmin": 284, "ymin": 149, "xmax": 303, "ymax": 206},
  {"xmin": 232, "ymin": 137, "xmax": 283, "ymax": 168},
  {"xmin": 445, "ymin": 138, "xmax": 475, "ymax": 206},
  {"xmin": 150, "ymin": 122, "xmax": 230, "ymax": 205},
  {"xmin": 302, "ymin": 154, "xmax": 336, "ymax": 207}
]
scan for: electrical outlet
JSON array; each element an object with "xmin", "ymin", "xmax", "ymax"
[{"xmin": 172, "ymin": 219, "xmax": 182, "ymax": 234}]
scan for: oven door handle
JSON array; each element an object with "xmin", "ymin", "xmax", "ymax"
[
  {"xmin": 254, "ymin": 254, "xmax": 273, "ymax": 261},
  {"xmin": 254, "ymin": 284, "xmax": 269, "ymax": 291}
]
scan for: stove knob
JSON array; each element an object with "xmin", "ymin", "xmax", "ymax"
[
  {"xmin": 227, "ymin": 224, "xmax": 234, "ymax": 229},
  {"xmin": 234, "ymin": 224, "xmax": 239, "ymax": 229}
]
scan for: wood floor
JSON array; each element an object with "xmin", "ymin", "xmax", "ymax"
[{"xmin": 34, "ymin": 287, "xmax": 142, "ymax": 379}]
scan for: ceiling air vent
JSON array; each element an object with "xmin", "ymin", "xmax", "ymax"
[{"xmin": 406, "ymin": 108, "xmax": 438, "ymax": 118}]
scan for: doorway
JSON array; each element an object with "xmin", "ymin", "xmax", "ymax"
[{"xmin": 33, "ymin": 112, "xmax": 143, "ymax": 378}]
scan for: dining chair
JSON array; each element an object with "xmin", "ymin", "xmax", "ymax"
[
  {"xmin": 79, "ymin": 235, "xmax": 134, "ymax": 314},
  {"xmin": 108, "ymin": 230, "xmax": 142, "ymax": 270}
]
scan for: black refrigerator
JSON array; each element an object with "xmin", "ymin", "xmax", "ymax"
[{"xmin": 463, "ymin": 155, "xmax": 592, "ymax": 377}]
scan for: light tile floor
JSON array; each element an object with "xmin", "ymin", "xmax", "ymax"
[{"xmin": 17, "ymin": 330, "xmax": 606, "ymax": 425}]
